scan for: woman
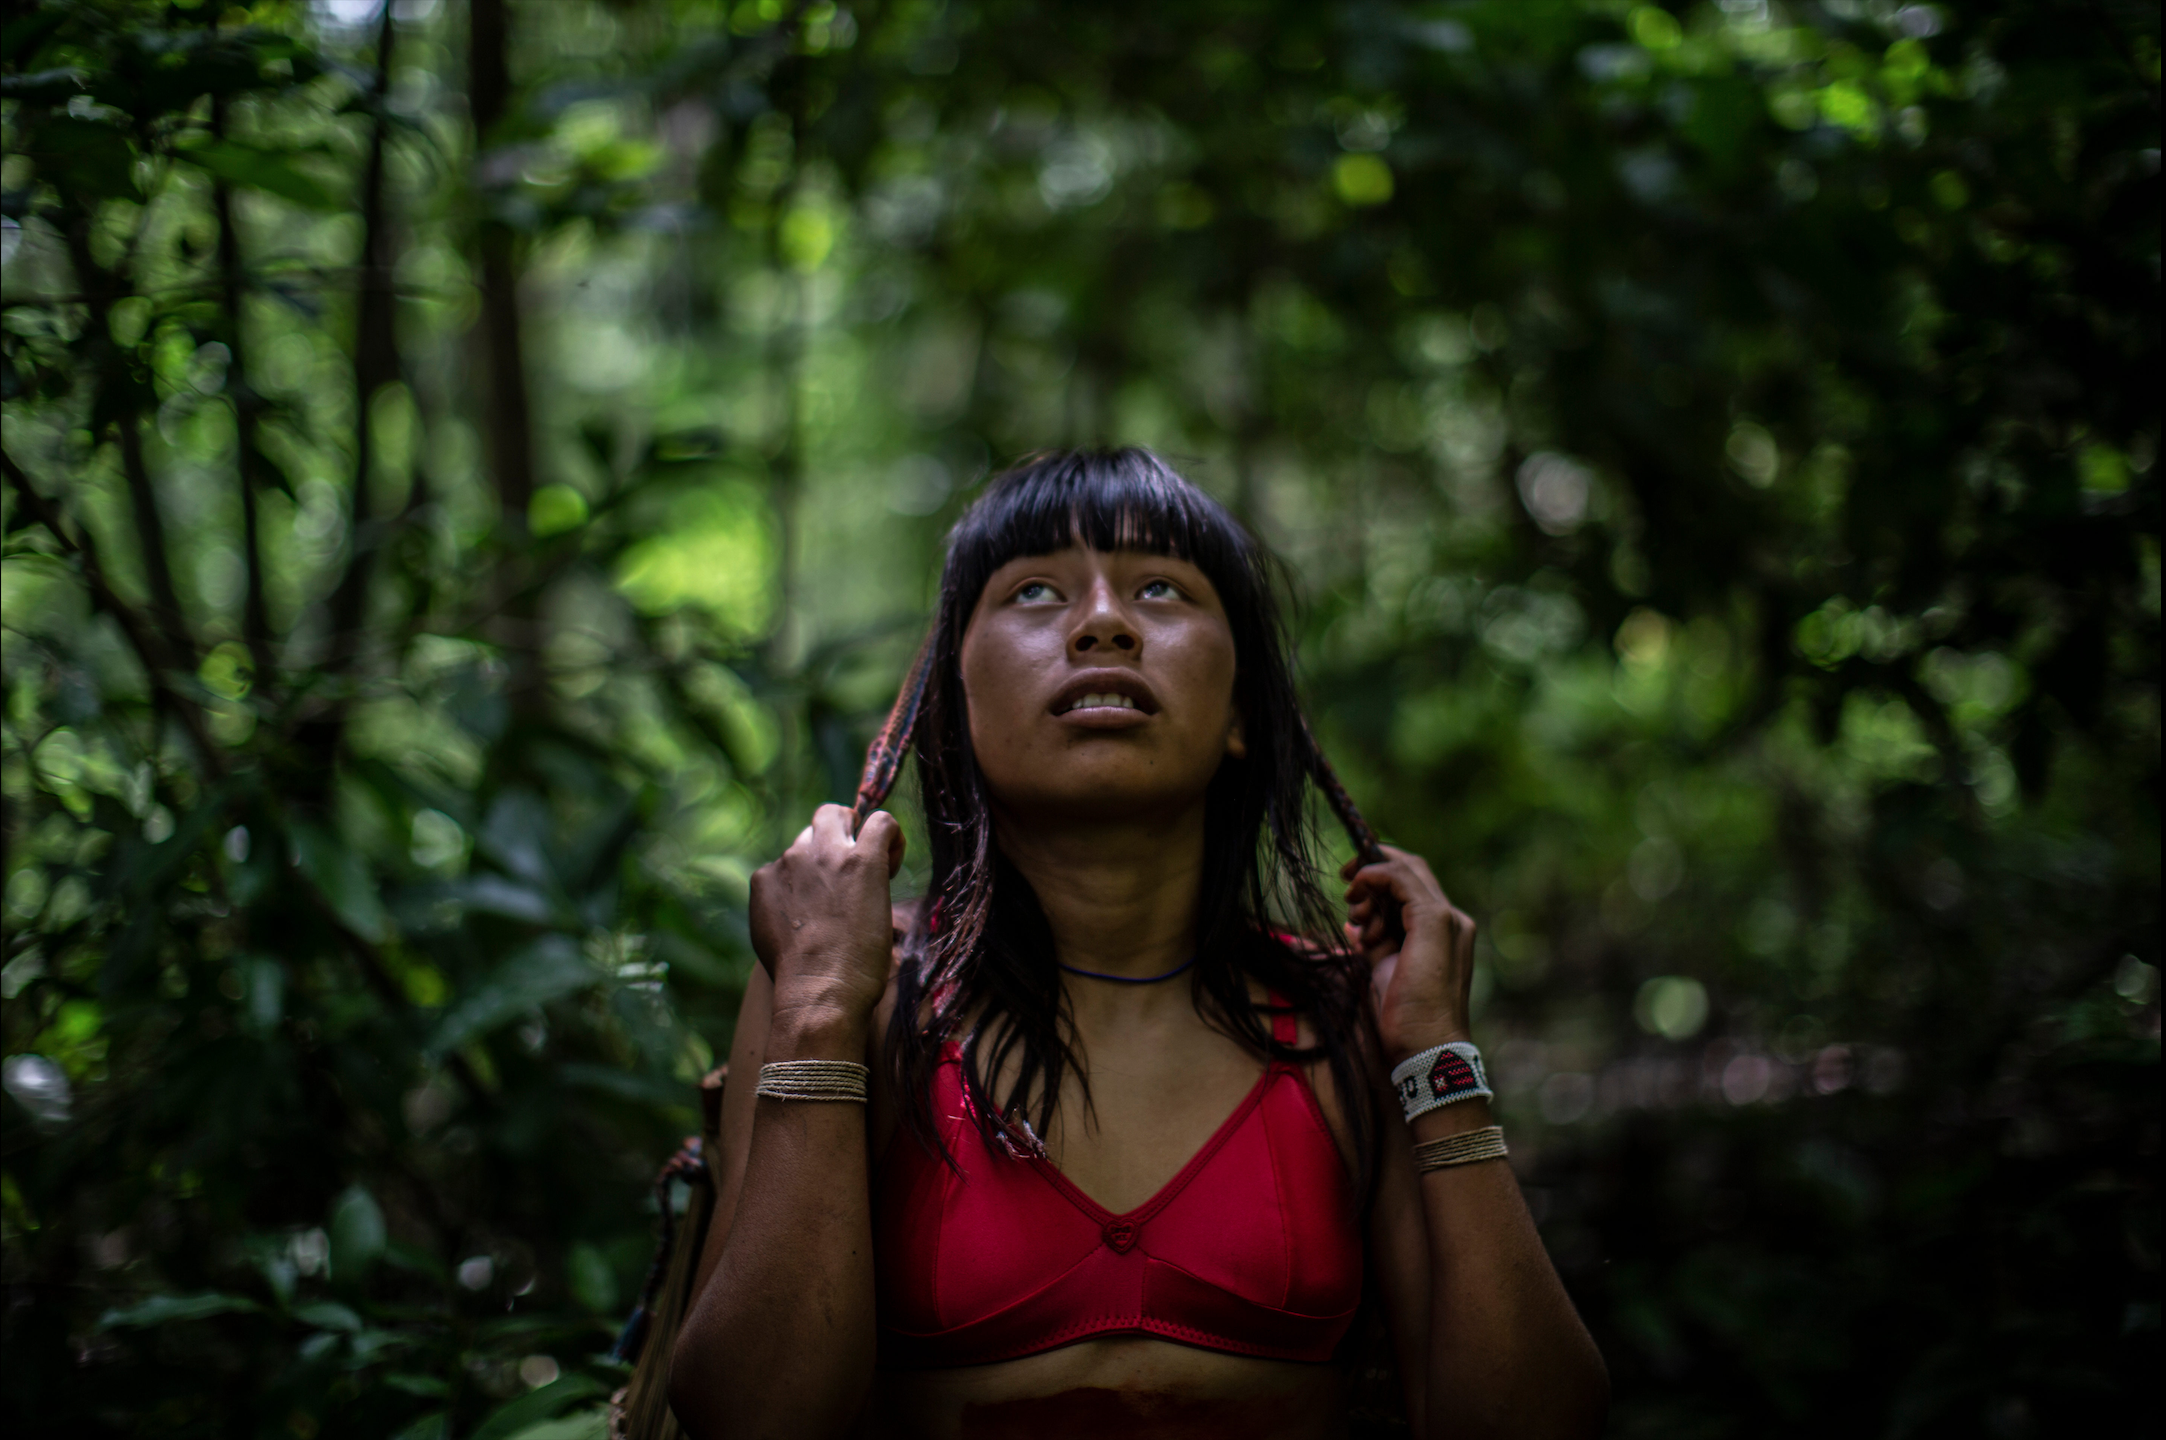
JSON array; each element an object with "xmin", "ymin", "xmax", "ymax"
[{"xmin": 671, "ymin": 449, "xmax": 1607, "ymax": 1439}]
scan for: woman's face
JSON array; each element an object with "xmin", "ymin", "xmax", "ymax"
[{"xmin": 958, "ymin": 545, "xmax": 1245, "ymax": 824}]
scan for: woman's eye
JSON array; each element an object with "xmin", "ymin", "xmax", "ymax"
[
  {"xmin": 1139, "ymin": 580, "xmax": 1180, "ymax": 600},
  {"xmin": 1014, "ymin": 582, "xmax": 1056, "ymax": 603}
]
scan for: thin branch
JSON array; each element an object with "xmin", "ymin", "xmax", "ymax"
[
  {"xmin": 287, "ymin": 5, "xmax": 404, "ymax": 798},
  {"xmin": 211, "ymin": 97, "xmax": 277, "ymax": 684},
  {"xmin": 3, "ymin": 280, "xmax": 475, "ymax": 310},
  {"xmin": 0, "ymin": 449, "xmax": 227, "ymax": 782},
  {"xmin": 112, "ymin": 412, "xmax": 196, "ymax": 668},
  {"xmin": 387, "ymin": 357, "xmax": 440, "ymax": 656},
  {"xmin": 57, "ymin": 224, "xmax": 199, "ymax": 674}
]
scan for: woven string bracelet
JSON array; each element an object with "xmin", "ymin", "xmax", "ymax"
[
  {"xmin": 754, "ymin": 1059, "xmax": 870, "ymax": 1103},
  {"xmin": 1412, "ymin": 1125, "xmax": 1509, "ymax": 1172}
]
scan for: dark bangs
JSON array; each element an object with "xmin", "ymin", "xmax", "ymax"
[{"xmin": 937, "ymin": 448, "xmax": 1273, "ymax": 637}]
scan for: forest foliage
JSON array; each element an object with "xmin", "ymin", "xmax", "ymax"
[{"xmin": 0, "ymin": 0, "xmax": 2157, "ymax": 1436}]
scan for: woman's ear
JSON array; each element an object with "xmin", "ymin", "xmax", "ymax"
[{"xmin": 1225, "ymin": 706, "xmax": 1248, "ymax": 759}]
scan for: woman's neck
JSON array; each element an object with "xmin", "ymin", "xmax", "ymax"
[{"xmin": 992, "ymin": 802, "xmax": 1205, "ymax": 984}]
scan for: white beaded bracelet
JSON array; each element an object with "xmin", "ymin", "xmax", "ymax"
[{"xmin": 1390, "ymin": 1042, "xmax": 1493, "ymax": 1124}]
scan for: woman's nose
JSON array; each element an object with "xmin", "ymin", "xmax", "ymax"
[{"xmin": 1071, "ymin": 588, "xmax": 1139, "ymax": 654}]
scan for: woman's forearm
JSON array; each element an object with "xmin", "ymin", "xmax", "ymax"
[
  {"xmin": 1346, "ymin": 850, "xmax": 1608, "ymax": 1439},
  {"xmin": 1407, "ymin": 1098, "xmax": 1609, "ymax": 1440},
  {"xmin": 670, "ymin": 1005, "xmax": 878, "ymax": 1440}
]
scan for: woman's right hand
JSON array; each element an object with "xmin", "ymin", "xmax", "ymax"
[{"xmin": 747, "ymin": 803, "xmax": 906, "ymax": 1033}]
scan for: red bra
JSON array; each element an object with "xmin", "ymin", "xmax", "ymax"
[{"xmin": 874, "ymin": 999, "xmax": 1363, "ymax": 1367}]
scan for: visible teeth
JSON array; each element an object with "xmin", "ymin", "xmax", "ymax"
[{"xmin": 1070, "ymin": 693, "xmax": 1136, "ymax": 712}]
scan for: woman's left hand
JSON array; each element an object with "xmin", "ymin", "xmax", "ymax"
[{"xmin": 1343, "ymin": 846, "xmax": 1478, "ymax": 1064}]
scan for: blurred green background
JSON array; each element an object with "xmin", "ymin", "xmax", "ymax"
[{"xmin": 1, "ymin": 1, "xmax": 2157, "ymax": 1436}]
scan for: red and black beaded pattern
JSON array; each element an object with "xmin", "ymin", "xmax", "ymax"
[
  {"xmin": 1429, "ymin": 1048, "xmax": 1479, "ymax": 1096},
  {"xmin": 1391, "ymin": 1042, "xmax": 1492, "ymax": 1117},
  {"xmin": 850, "ymin": 634, "xmax": 935, "ymax": 834}
]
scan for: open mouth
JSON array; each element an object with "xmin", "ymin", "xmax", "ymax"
[
  {"xmin": 1060, "ymin": 692, "xmax": 1140, "ymax": 713},
  {"xmin": 1050, "ymin": 673, "xmax": 1160, "ymax": 716}
]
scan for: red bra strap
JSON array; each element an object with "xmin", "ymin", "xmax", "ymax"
[{"xmin": 1267, "ymin": 991, "xmax": 1298, "ymax": 1048}]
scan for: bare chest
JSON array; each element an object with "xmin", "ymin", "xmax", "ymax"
[{"xmin": 1038, "ymin": 1029, "xmax": 1268, "ymax": 1215}]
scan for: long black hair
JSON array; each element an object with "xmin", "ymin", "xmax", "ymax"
[{"xmin": 879, "ymin": 447, "xmax": 1377, "ymax": 1190}]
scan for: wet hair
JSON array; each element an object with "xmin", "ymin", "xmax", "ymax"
[{"xmin": 882, "ymin": 447, "xmax": 1376, "ymax": 1190}]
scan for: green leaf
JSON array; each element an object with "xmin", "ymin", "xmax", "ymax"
[
  {"xmin": 97, "ymin": 1292, "xmax": 261, "ymax": 1329},
  {"xmin": 529, "ymin": 484, "xmax": 590, "ymax": 538},
  {"xmin": 470, "ymin": 1375, "xmax": 607, "ymax": 1440},
  {"xmin": 1680, "ymin": 76, "xmax": 1760, "ymax": 168},
  {"xmin": 426, "ymin": 936, "xmax": 597, "ymax": 1058},
  {"xmin": 557, "ymin": 1063, "xmax": 697, "ymax": 1109},
  {"xmin": 349, "ymin": 1328, "xmax": 409, "ymax": 1364},
  {"xmin": 246, "ymin": 432, "xmax": 299, "ymax": 499},
  {"xmin": 443, "ymin": 873, "xmax": 560, "ymax": 926},
  {"xmin": 1332, "ymin": 153, "xmax": 1393, "ymax": 207},
  {"xmin": 0, "ymin": 68, "xmax": 86, "ymax": 105},
  {"xmin": 383, "ymin": 1239, "xmax": 449, "ymax": 1283},
  {"xmin": 565, "ymin": 1242, "xmax": 617, "ymax": 1314},
  {"xmin": 184, "ymin": 139, "xmax": 343, "ymax": 212},
  {"xmin": 239, "ymin": 955, "xmax": 284, "ymax": 1034},
  {"xmin": 293, "ymin": 1300, "xmax": 363, "ymax": 1332},
  {"xmin": 473, "ymin": 1314, "xmax": 578, "ymax": 1345},
  {"xmin": 26, "ymin": 116, "xmax": 136, "ymax": 202},
  {"xmin": 477, "ymin": 790, "xmax": 557, "ymax": 887},
  {"xmin": 385, "ymin": 1374, "xmax": 450, "ymax": 1397},
  {"xmin": 561, "ymin": 791, "xmax": 640, "ymax": 896},
  {"xmin": 290, "ymin": 822, "xmax": 392, "ymax": 945},
  {"xmin": 391, "ymin": 1413, "xmax": 448, "ymax": 1440},
  {"xmin": 500, "ymin": 1409, "xmax": 609, "ymax": 1440},
  {"xmin": 328, "ymin": 1185, "xmax": 386, "ymax": 1283}
]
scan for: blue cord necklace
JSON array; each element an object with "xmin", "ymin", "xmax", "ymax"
[{"xmin": 1056, "ymin": 955, "xmax": 1197, "ymax": 985}]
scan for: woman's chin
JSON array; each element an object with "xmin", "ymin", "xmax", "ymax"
[{"xmin": 993, "ymin": 774, "xmax": 1212, "ymax": 826}]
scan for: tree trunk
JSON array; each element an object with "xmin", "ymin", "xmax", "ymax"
[
  {"xmin": 469, "ymin": 0, "xmax": 542, "ymax": 710},
  {"xmin": 293, "ymin": 2, "xmax": 402, "ymax": 794},
  {"xmin": 322, "ymin": 0, "xmax": 401, "ymax": 675}
]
